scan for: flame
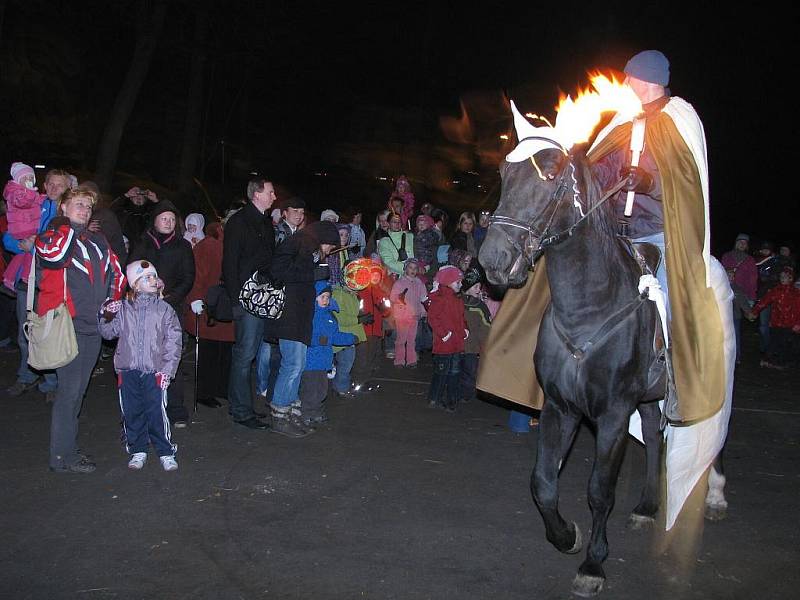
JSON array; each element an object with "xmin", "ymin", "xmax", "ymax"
[{"xmin": 553, "ymin": 73, "xmax": 642, "ymax": 147}]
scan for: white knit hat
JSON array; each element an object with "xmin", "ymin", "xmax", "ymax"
[
  {"xmin": 126, "ymin": 260, "xmax": 158, "ymax": 289},
  {"xmin": 320, "ymin": 209, "xmax": 339, "ymax": 222}
]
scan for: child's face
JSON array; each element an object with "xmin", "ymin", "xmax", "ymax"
[
  {"xmin": 726, "ymin": 270, "xmax": 736, "ymax": 283},
  {"xmin": 187, "ymin": 223, "xmax": 197, "ymax": 233},
  {"xmin": 405, "ymin": 263, "xmax": 419, "ymax": 278},
  {"xmin": 464, "ymin": 282, "xmax": 481, "ymax": 297},
  {"xmin": 317, "ymin": 291, "xmax": 331, "ymax": 307},
  {"xmin": 448, "ymin": 280, "xmax": 462, "ymax": 292},
  {"xmin": 135, "ymin": 273, "xmax": 160, "ymax": 294},
  {"xmin": 19, "ymin": 174, "xmax": 35, "ymax": 189}
]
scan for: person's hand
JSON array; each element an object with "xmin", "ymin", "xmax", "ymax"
[
  {"xmin": 190, "ymin": 300, "xmax": 204, "ymax": 315},
  {"xmin": 101, "ymin": 299, "xmax": 122, "ymax": 322},
  {"xmin": 441, "ymin": 331, "xmax": 452, "ymax": 342},
  {"xmin": 145, "ymin": 190, "xmax": 158, "ymax": 202},
  {"xmin": 620, "ymin": 166, "xmax": 653, "ymax": 193},
  {"xmin": 18, "ymin": 235, "xmax": 36, "ymax": 252},
  {"xmin": 155, "ymin": 372, "xmax": 170, "ymax": 390},
  {"xmin": 88, "ymin": 219, "xmax": 101, "ymax": 233},
  {"xmin": 793, "ymin": 324, "xmax": 800, "ymax": 334},
  {"xmin": 464, "ymin": 328, "xmax": 470, "ymax": 339}
]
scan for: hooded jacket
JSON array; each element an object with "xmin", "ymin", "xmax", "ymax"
[
  {"xmin": 99, "ymin": 292, "xmax": 183, "ymax": 378},
  {"xmin": 128, "ymin": 200, "xmax": 195, "ymax": 314},
  {"xmin": 305, "ymin": 281, "xmax": 357, "ymax": 371}
]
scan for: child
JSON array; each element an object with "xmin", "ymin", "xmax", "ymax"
[
  {"xmin": 2, "ymin": 162, "xmax": 45, "ymax": 293},
  {"xmin": 352, "ymin": 260, "xmax": 388, "ymax": 391},
  {"xmin": 426, "ymin": 265, "xmax": 467, "ymax": 411},
  {"xmin": 748, "ymin": 267, "xmax": 800, "ymax": 369},
  {"xmin": 331, "ymin": 271, "xmax": 367, "ymax": 398},
  {"xmin": 460, "ymin": 265, "xmax": 492, "ymax": 402},
  {"xmin": 390, "ymin": 258, "xmax": 427, "ymax": 367},
  {"xmin": 299, "ymin": 281, "xmax": 357, "ymax": 427},
  {"xmin": 99, "ymin": 260, "xmax": 183, "ymax": 471}
]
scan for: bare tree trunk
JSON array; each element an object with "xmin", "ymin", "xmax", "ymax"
[
  {"xmin": 94, "ymin": 0, "xmax": 167, "ymax": 193},
  {"xmin": 177, "ymin": 3, "xmax": 210, "ymax": 198}
]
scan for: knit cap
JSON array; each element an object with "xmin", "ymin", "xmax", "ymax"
[
  {"xmin": 435, "ymin": 265, "xmax": 463, "ymax": 287},
  {"xmin": 320, "ymin": 209, "xmax": 339, "ymax": 222},
  {"xmin": 126, "ymin": 260, "xmax": 159, "ymax": 289},
  {"xmin": 10, "ymin": 162, "xmax": 35, "ymax": 185},
  {"xmin": 624, "ymin": 50, "xmax": 670, "ymax": 86}
]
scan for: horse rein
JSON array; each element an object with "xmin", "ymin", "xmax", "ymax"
[{"xmin": 488, "ymin": 139, "xmax": 628, "ymax": 266}]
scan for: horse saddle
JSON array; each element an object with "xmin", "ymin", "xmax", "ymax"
[{"xmin": 618, "ymin": 236, "xmax": 662, "ymax": 278}]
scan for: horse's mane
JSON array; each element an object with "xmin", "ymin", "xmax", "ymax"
[{"xmin": 573, "ymin": 150, "xmax": 626, "ymax": 267}]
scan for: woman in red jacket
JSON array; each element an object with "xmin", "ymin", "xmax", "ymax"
[
  {"xmin": 426, "ymin": 265, "xmax": 467, "ymax": 412},
  {"xmin": 184, "ymin": 222, "xmax": 234, "ymax": 407}
]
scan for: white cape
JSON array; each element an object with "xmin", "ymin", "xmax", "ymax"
[{"xmin": 592, "ymin": 98, "xmax": 734, "ymax": 530}]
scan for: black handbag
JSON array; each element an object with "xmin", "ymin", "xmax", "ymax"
[
  {"xmin": 205, "ymin": 283, "xmax": 234, "ymax": 322},
  {"xmin": 239, "ymin": 271, "xmax": 285, "ymax": 319}
]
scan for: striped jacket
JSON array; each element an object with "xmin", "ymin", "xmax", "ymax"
[{"xmin": 35, "ymin": 223, "xmax": 125, "ymax": 335}]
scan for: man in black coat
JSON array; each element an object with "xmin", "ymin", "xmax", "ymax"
[
  {"xmin": 266, "ymin": 220, "xmax": 339, "ymax": 438},
  {"xmin": 128, "ymin": 199, "xmax": 196, "ymax": 427},
  {"xmin": 221, "ymin": 178, "xmax": 277, "ymax": 429}
]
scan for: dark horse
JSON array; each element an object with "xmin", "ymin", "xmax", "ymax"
[{"xmin": 480, "ymin": 142, "xmax": 668, "ymax": 596}]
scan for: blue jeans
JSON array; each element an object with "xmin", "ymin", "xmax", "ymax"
[
  {"xmin": 255, "ymin": 341, "xmax": 272, "ymax": 396},
  {"xmin": 429, "ymin": 352, "xmax": 463, "ymax": 409},
  {"xmin": 16, "ymin": 282, "xmax": 57, "ymax": 391},
  {"xmin": 228, "ymin": 306, "xmax": 266, "ymax": 422},
  {"xmin": 333, "ymin": 345, "xmax": 356, "ymax": 392},
  {"xmin": 271, "ymin": 339, "xmax": 307, "ymax": 408}
]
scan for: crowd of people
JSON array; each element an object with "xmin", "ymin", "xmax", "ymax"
[
  {"xmin": 719, "ymin": 233, "xmax": 799, "ymax": 369},
  {"xmin": 0, "ymin": 166, "xmax": 500, "ymax": 473}
]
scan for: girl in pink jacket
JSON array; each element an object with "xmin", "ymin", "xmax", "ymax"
[
  {"xmin": 390, "ymin": 258, "xmax": 427, "ymax": 367},
  {"xmin": 3, "ymin": 162, "xmax": 45, "ymax": 292}
]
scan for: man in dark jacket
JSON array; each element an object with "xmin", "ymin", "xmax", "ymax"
[
  {"xmin": 128, "ymin": 199, "xmax": 195, "ymax": 426},
  {"xmin": 221, "ymin": 178, "xmax": 277, "ymax": 429},
  {"xmin": 266, "ymin": 220, "xmax": 339, "ymax": 437}
]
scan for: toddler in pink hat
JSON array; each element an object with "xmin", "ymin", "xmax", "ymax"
[{"xmin": 3, "ymin": 162, "xmax": 45, "ymax": 293}]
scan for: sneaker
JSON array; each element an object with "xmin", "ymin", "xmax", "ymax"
[
  {"xmin": 50, "ymin": 457, "xmax": 96, "ymax": 474},
  {"xmin": 270, "ymin": 417, "xmax": 312, "ymax": 438},
  {"xmin": 385, "ymin": 351, "xmax": 395, "ymax": 359},
  {"xmin": 128, "ymin": 452, "xmax": 147, "ymax": 470},
  {"xmin": 91, "ymin": 366, "xmax": 105, "ymax": 378},
  {"xmin": 160, "ymin": 455, "xmax": 179, "ymax": 471},
  {"xmin": 172, "ymin": 420, "xmax": 188, "ymax": 429},
  {"xmin": 6, "ymin": 380, "xmax": 39, "ymax": 397}
]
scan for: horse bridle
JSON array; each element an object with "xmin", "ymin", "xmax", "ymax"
[{"xmin": 488, "ymin": 136, "xmax": 627, "ymax": 267}]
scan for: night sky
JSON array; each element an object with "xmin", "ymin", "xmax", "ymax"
[{"xmin": 0, "ymin": 2, "xmax": 793, "ymax": 253}]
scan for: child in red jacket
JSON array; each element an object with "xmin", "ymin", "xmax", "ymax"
[
  {"xmin": 748, "ymin": 267, "xmax": 800, "ymax": 369},
  {"xmin": 426, "ymin": 265, "xmax": 467, "ymax": 411}
]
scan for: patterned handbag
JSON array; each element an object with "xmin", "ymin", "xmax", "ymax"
[{"xmin": 238, "ymin": 271, "xmax": 285, "ymax": 319}]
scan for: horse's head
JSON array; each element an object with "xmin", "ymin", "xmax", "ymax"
[
  {"xmin": 478, "ymin": 150, "xmax": 567, "ymax": 288},
  {"xmin": 479, "ymin": 102, "xmax": 602, "ymax": 289}
]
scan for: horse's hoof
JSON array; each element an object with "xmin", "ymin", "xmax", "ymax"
[
  {"xmin": 566, "ymin": 522, "xmax": 583, "ymax": 554},
  {"xmin": 572, "ymin": 573, "xmax": 604, "ymax": 597},
  {"xmin": 704, "ymin": 503, "xmax": 728, "ymax": 522},
  {"xmin": 628, "ymin": 513, "xmax": 656, "ymax": 530}
]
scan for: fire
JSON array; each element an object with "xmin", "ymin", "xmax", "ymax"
[{"xmin": 553, "ymin": 73, "xmax": 642, "ymax": 148}]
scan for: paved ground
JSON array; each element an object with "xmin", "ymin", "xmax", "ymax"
[{"xmin": 1, "ymin": 323, "xmax": 798, "ymax": 599}]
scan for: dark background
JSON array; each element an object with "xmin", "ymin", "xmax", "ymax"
[{"xmin": 0, "ymin": 1, "xmax": 794, "ymax": 255}]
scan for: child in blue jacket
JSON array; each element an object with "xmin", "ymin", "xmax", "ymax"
[{"xmin": 299, "ymin": 281, "xmax": 357, "ymax": 427}]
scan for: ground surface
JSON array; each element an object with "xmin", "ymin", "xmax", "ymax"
[{"xmin": 1, "ymin": 323, "xmax": 798, "ymax": 600}]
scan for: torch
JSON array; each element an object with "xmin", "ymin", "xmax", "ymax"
[{"xmin": 624, "ymin": 115, "xmax": 646, "ymax": 217}]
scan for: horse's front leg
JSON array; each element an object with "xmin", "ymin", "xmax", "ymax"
[
  {"xmin": 630, "ymin": 400, "xmax": 662, "ymax": 528},
  {"xmin": 705, "ymin": 449, "xmax": 728, "ymax": 521},
  {"xmin": 531, "ymin": 399, "xmax": 582, "ymax": 554},
  {"xmin": 573, "ymin": 415, "xmax": 629, "ymax": 598}
]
